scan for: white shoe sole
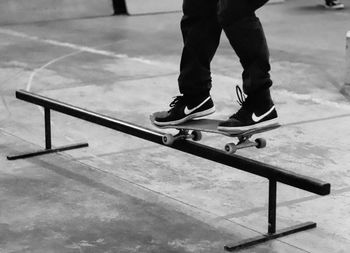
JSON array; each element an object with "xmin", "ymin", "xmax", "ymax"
[
  {"xmin": 217, "ymin": 118, "xmax": 279, "ymax": 132},
  {"xmin": 324, "ymin": 4, "xmax": 344, "ymax": 9}
]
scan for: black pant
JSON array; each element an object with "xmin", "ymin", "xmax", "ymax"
[{"xmin": 178, "ymin": 0, "xmax": 272, "ymax": 97}]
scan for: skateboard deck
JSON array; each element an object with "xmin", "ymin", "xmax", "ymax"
[{"xmin": 150, "ymin": 114, "xmax": 280, "ymax": 154}]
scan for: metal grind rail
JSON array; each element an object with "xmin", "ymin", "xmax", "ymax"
[{"xmin": 8, "ymin": 89, "xmax": 331, "ymax": 251}]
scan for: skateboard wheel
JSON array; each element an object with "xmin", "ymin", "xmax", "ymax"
[
  {"xmin": 225, "ymin": 143, "xmax": 237, "ymax": 154},
  {"xmin": 255, "ymin": 138, "xmax": 266, "ymax": 149},
  {"xmin": 191, "ymin": 130, "xmax": 202, "ymax": 141},
  {"xmin": 162, "ymin": 134, "xmax": 175, "ymax": 145}
]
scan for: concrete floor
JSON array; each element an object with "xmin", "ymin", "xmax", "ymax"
[{"xmin": 1, "ymin": 0, "xmax": 350, "ymax": 252}]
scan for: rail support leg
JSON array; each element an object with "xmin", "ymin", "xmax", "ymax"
[
  {"xmin": 224, "ymin": 179, "xmax": 317, "ymax": 251},
  {"xmin": 7, "ymin": 108, "xmax": 88, "ymax": 160}
]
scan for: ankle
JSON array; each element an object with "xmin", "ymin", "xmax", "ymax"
[{"xmin": 184, "ymin": 91, "xmax": 211, "ymax": 107}]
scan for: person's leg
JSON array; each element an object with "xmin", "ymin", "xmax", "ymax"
[
  {"xmin": 153, "ymin": 0, "xmax": 221, "ymax": 125},
  {"xmin": 178, "ymin": 0, "xmax": 222, "ymax": 97},
  {"xmin": 217, "ymin": 0, "xmax": 278, "ymax": 131},
  {"xmin": 219, "ymin": 0, "xmax": 271, "ymax": 97}
]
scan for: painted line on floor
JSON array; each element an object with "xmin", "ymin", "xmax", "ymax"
[{"xmin": 0, "ymin": 28, "xmax": 157, "ymax": 65}]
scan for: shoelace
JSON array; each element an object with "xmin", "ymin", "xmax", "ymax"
[
  {"xmin": 168, "ymin": 96, "xmax": 184, "ymax": 111},
  {"xmin": 235, "ymin": 85, "xmax": 246, "ymax": 106},
  {"xmin": 229, "ymin": 85, "xmax": 250, "ymax": 119}
]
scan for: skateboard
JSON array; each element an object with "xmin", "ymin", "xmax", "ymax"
[{"xmin": 150, "ymin": 114, "xmax": 280, "ymax": 154}]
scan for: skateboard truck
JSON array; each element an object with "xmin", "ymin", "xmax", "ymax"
[
  {"xmin": 162, "ymin": 129, "xmax": 202, "ymax": 145},
  {"xmin": 224, "ymin": 135, "xmax": 267, "ymax": 154}
]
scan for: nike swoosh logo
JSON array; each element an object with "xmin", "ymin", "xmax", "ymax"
[
  {"xmin": 252, "ymin": 106, "xmax": 275, "ymax": 122},
  {"xmin": 184, "ymin": 97, "xmax": 211, "ymax": 115}
]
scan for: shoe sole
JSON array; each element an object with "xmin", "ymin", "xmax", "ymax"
[
  {"xmin": 153, "ymin": 107, "xmax": 216, "ymax": 126},
  {"xmin": 324, "ymin": 4, "xmax": 344, "ymax": 9},
  {"xmin": 217, "ymin": 118, "xmax": 279, "ymax": 132}
]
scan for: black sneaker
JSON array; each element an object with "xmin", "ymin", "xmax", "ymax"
[
  {"xmin": 218, "ymin": 86, "xmax": 278, "ymax": 132},
  {"xmin": 152, "ymin": 95, "xmax": 215, "ymax": 126},
  {"xmin": 325, "ymin": 0, "xmax": 344, "ymax": 9}
]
